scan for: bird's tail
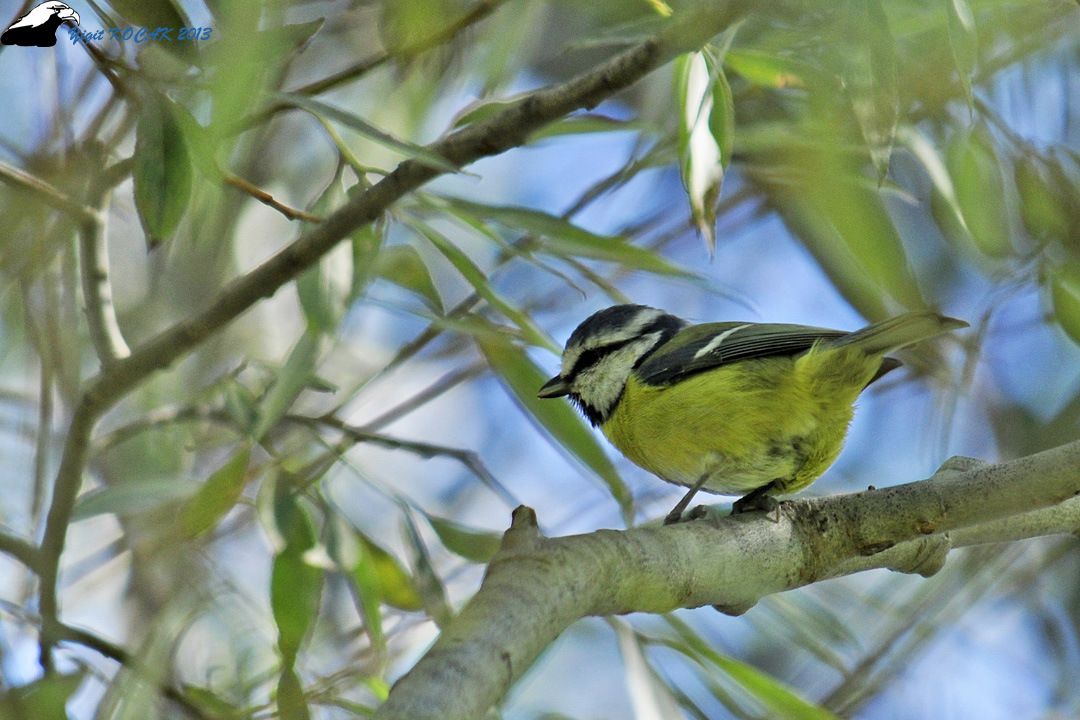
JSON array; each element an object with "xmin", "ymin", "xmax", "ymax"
[{"xmin": 832, "ymin": 312, "xmax": 968, "ymax": 355}]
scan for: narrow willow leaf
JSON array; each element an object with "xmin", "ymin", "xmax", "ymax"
[
  {"xmin": 1014, "ymin": 154, "xmax": 1069, "ymax": 244},
  {"xmin": 356, "ymin": 533, "xmax": 423, "ymax": 612},
  {"xmin": 676, "ymin": 51, "xmax": 723, "ymax": 249},
  {"xmin": 108, "ymin": 0, "xmax": 188, "ymax": 31},
  {"xmin": 945, "ymin": 0, "xmax": 978, "ymax": 109},
  {"xmin": 426, "ymin": 514, "xmax": 501, "ymax": 563},
  {"xmin": 272, "ymin": 548, "xmax": 323, "ymax": 661},
  {"xmin": 771, "ymin": 195, "xmax": 893, "ymax": 322},
  {"xmin": 476, "ymin": 331, "xmax": 633, "ymax": 524},
  {"xmin": 945, "ymin": 124, "xmax": 1013, "ymax": 259},
  {"xmin": 528, "ymin": 114, "xmax": 641, "ymax": 143},
  {"xmin": 613, "ymin": 622, "xmax": 684, "ymax": 720},
  {"xmin": 297, "ymin": 173, "xmax": 352, "ymax": 332},
  {"xmin": 275, "ymin": 93, "xmax": 459, "ymax": 173},
  {"xmin": 774, "ymin": 135, "xmax": 925, "ymax": 312},
  {"xmin": 668, "ymin": 618, "xmax": 842, "ymax": 720},
  {"xmin": 1050, "ymin": 261, "xmax": 1080, "ymax": 348},
  {"xmin": 271, "ymin": 492, "xmax": 322, "ymax": 673},
  {"xmin": 177, "ymin": 443, "xmax": 252, "ymax": 538},
  {"xmin": 224, "ymin": 381, "xmax": 258, "ymax": 433},
  {"xmin": 709, "ymin": 67, "xmax": 736, "ymax": 171},
  {"xmin": 898, "ymin": 125, "xmax": 969, "ymax": 238},
  {"xmin": 74, "ymin": 477, "xmax": 201, "ymax": 520},
  {"xmin": 133, "ymin": 94, "xmax": 193, "ymax": 250},
  {"xmin": 407, "ymin": 219, "xmax": 557, "ymax": 351},
  {"xmin": 252, "ymin": 330, "xmax": 321, "ymax": 441},
  {"xmin": 442, "ymin": 197, "xmax": 691, "ymax": 278},
  {"xmin": 276, "ymin": 666, "xmax": 310, "ymax": 720},
  {"xmin": 401, "ymin": 512, "xmax": 453, "ymax": 627},
  {"xmin": 724, "ymin": 49, "xmax": 812, "ymax": 89},
  {"xmin": 843, "ymin": 0, "xmax": 898, "ymax": 182},
  {"xmin": 375, "ymin": 245, "xmax": 443, "ymax": 311},
  {"xmin": 331, "ymin": 519, "xmax": 385, "ymax": 652},
  {"xmin": 0, "ymin": 671, "xmax": 85, "ymax": 720}
]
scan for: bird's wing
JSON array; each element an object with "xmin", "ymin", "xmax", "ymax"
[{"xmin": 635, "ymin": 321, "xmax": 848, "ymax": 386}]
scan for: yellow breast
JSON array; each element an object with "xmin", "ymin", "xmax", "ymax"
[{"xmin": 601, "ymin": 349, "xmax": 875, "ymax": 496}]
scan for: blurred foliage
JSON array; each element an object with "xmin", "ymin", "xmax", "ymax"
[{"xmin": 1, "ymin": 0, "xmax": 1080, "ymax": 718}]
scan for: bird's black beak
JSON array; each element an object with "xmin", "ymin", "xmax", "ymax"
[{"xmin": 537, "ymin": 375, "xmax": 570, "ymax": 398}]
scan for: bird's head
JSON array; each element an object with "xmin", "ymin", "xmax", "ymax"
[{"xmin": 538, "ymin": 304, "xmax": 686, "ymax": 425}]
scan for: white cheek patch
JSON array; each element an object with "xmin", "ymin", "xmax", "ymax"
[
  {"xmin": 693, "ymin": 324, "xmax": 752, "ymax": 360},
  {"xmin": 572, "ymin": 334, "xmax": 661, "ymax": 413}
]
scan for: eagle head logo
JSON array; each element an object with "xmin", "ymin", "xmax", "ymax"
[{"xmin": 2, "ymin": 2, "xmax": 81, "ymax": 47}]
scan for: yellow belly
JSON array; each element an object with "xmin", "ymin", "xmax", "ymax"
[{"xmin": 600, "ymin": 347, "xmax": 877, "ymax": 496}]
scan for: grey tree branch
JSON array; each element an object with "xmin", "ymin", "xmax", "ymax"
[
  {"xmin": 33, "ymin": 2, "xmax": 753, "ymax": 672},
  {"xmin": 78, "ymin": 185, "xmax": 130, "ymax": 364},
  {"xmin": 373, "ymin": 441, "xmax": 1080, "ymax": 720}
]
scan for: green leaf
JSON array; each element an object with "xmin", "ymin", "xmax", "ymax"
[
  {"xmin": 1014, "ymin": 154, "xmax": 1070, "ymax": 244},
  {"xmin": 476, "ymin": 331, "xmax": 633, "ymax": 524},
  {"xmin": 177, "ymin": 443, "xmax": 253, "ymax": 538},
  {"xmin": 613, "ymin": 622, "xmax": 684, "ymax": 719},
  {"xmin": 276, "ymin": 666, "xmax": 310, "ymax": 720},
  {"xmin": 375, "ymin": 245, "xmax": 443, "ymax": 311},
  {"xmin": 252, "ymin": 330, "xmax": 322, "ymax": 442},
  {"xmin": 0, "ymin": 671, "xmax": 84, "ymax": 720},
  {"xmin": 133, "ymin": 93, "xmax": 193, "ymax": 250},
  {"xmin": 407, "ymin": 219, "xmax": 557, "ymax": 351},
  {"xmin": 272, "ymin": 548, "xmax": 323, "ymax": 661},
  {"xmin": 709, "ymin": 67, "xmax": 736, "ymax": 171},
  {"xmin": 442, "ymin": 197, "xmax": 692, "ymax": 278},
  {"xmin": 274, "ymin": 93, "xmax": 459, "ymax": 173},
  {"xmin": 667, "ymin": 617, "xmax": 842, "ymax": 720},
  {"xmin": 356, "ymin": 533, "xmax": 423, "ymax": 612},
  {"xmin": 843, "ymin": 0, "xmax": 898, "ymax": 182},
  {"xmin": 945, "ymin": 0, "xmax": 978, "ymax": 109},
  {"xmin": 724, "ymin": 49, "xmax": 814, "ymax": 89},
  {"xmin": 426, "ymin": 514, "xmax": 501, "ymax": 563},
  {"xmin": 676, "ymin": 51, "xmax": 723, "ymax": 249},
  {"xmin": 224, "ymin": 381, "xmax": 259, "ymax": 433},
  {"xmin": 73, "ymin": 476, "xmax": 202, "ymax": 520},
  {"xmin": 1049, "ymin": 261, "xmax": 1080, "ymax": 348},
  {"xmin": 772, "ymin": 131, "xmax": 925, "ymax": 313},
  {"xmin": 401, "ymin": 512, "xmax": 453, "ymax": 627},
  {"xmin": 108, "ymin": 0, "xmax": 188, "ymax": 30},
  {"xmin": 528, "ymin": 114, "xmax": 641, "ymax": 143},
  {"xmin": 945, "ymin": 124, "xmax": 1013, "ymax": 259},
  {"xmin": 330, "ymin": 519, "xmax": 385, "ymax": 653},
  {"xmin": 898, "ymin": 125, "xmax": 969, "ymax": 241},
  {"xmin": 297, "ymin": 173, "xmax": 352, "ymax": 332}
]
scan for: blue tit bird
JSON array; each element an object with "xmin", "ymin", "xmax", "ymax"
[{"xmin": 537, "ymin": 304, "xmax": 967, "ymax": 522}]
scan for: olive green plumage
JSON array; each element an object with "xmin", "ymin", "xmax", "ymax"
[{"xmin": 538, "ymin": 305, "xmax": 967, "ymax": 507}]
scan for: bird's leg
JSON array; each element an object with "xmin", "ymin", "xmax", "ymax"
[
  {"xmin": 664, "ymin": 474, "xmax": 710, "ymax": 525},
  {"xmin": 732, "ymin": 480, "xmax": 781, "ymax": 520}
]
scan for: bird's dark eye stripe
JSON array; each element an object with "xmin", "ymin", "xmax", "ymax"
[
  {"xmin": 565, "ymin": 315, "xmax": 683, "ymax": 379},
  {"xmin": 568, "ymin": 339, "xmax": 633, "ymax": 378}
]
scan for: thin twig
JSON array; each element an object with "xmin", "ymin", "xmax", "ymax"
[
  {"xmin": 238, "ymin": 0, "xmax": 510, "ymax": 134},
  {"xmin": 223, "ymin": 173, "xmax": 324, "ymax": 223},
  {"xmin": 297, "ymin": 415, "xmax": 518, "ymax": 507},
  {"xmin": 0, "ymin": 532, "xmax": 40, "ymax": 569},
  {"xmin": 0, "ymin": 160, "xmax": 98, "ymax": 224},
  {"xmin": 359, "ymin": 362, "xmax": 486, "ymax": 431},
  {"xmin": 78, "ymin": 172, "xmax": 130, "ymax": 363},
  {"xmin": 54, "ymin": 623, "xmax": 216, "ymax": 720}
]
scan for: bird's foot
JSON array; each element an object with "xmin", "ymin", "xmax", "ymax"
[
  {"xmin": 731, "ymin": 482, "xmax": 781, "ymax": 522},
  {"xmin": 664, "ymin": 475, "xmax": 710, "ymax": 525}
]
